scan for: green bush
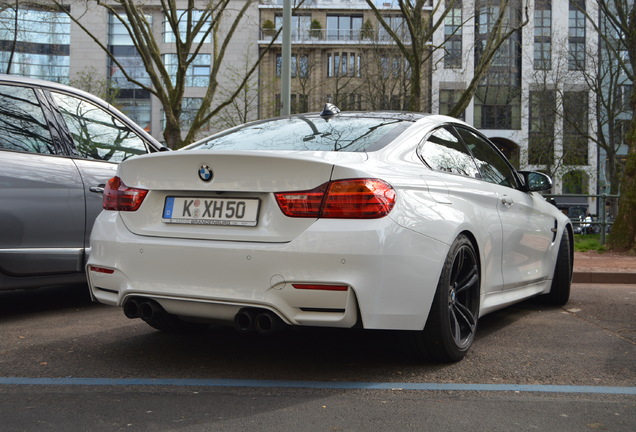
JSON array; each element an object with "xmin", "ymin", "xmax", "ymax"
[{"xmin": 574, "ymin": 234, "xmax": 608, "ymax": 253}]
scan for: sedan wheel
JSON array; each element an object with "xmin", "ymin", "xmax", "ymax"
[
  {"xmin": 407, "ymin": 234, "xmax": 480, "ymax": 362},
  {"xmin": 540, "ymin": 228, "xmax": 572, "ymax": 306}
]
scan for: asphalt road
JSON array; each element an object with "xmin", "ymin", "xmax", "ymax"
[{"xmin": 0, "ymin": 283, "xmax": 634, "ymax": 431}]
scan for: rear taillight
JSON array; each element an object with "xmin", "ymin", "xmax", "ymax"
[
  {"xmin": 275, "ymin": 179, "xmax": 395, "ymax": 219},
  {"xmin": 103, "ymin": 176, "xmax": 148, "ymax": 211}
]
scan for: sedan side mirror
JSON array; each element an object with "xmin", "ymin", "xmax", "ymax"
[{"xmin": 517, "ymin": 171, "xmax": 553, "ymax": 192}]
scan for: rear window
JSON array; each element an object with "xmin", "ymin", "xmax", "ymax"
[{"xmin": 189, "ymin": 116, "xmax": 412, "ymax": 152}]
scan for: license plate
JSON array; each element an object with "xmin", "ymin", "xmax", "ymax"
[{"xmin": 162, "ymin": 197, "xmax": 260, "ymax": 226}]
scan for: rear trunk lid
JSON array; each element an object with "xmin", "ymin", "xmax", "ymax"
[{"xmin": 116, "ymin": 150, "xmax": 368, "ymax": 243}]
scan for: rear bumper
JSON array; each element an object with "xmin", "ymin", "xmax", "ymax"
[{"xmin": 87, "ymin": 211, "xmax": 448, "ymax": 330}]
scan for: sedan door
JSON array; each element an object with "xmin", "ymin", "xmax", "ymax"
[
  {"xmin": 455, "ymin": 127, "xmax": 557, "ymax": 290},
  {"xmin": 47, "ymin": 90, "xmax": 157, "ymax": 248},
  {"xmin": 0, "ymin": 84, "xmax": 86, "ymax": 281}
]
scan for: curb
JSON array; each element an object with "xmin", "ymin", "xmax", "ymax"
[{"xmin": 573, "ymin": 272, "xmax": 636, "ymax": 285}]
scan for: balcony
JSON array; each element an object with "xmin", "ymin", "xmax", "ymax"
[{"xmin": 259, "ymin": 28, "xmax": 404, "ymax": 44}]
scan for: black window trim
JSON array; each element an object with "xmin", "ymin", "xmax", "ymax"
[
  {"xmin": 451, "ymin": 124, "xmax": 522, "ymax": 190},
  {"xmin": 417, "ymin": 122, "xmax": 523, "ymax": 190}
]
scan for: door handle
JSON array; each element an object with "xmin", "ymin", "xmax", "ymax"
[
  {"xmin": 501, "ymin": 195, "xmax": 513, "ymax": 208},
  {"xmin": 89, "ymin": 184, "xmax": 105, "ymax": 194}
]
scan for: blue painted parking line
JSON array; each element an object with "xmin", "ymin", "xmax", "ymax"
[{"xmin": 1, "ymin": 377, "xmax": 635, "ymax": 395}]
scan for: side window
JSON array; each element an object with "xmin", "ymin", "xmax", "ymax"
[
  {"xmin": 50, "ymin": 92, "xmax": 148, "ymax": 163},
  {"xmin": 0, "ymin": 85, "xmax": 55, "ymax": 154},
  {"xmin": 455, "ymin": 127, "xmax": 518, "ymax": 188},
  {"xmin": 418, "ymin": 126, "xmax": 480, "ymax": 178}
]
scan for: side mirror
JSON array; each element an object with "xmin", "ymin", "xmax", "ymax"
[{"xmin": 517, "ymin": 171, "xmax": 553, "ymax": 192}]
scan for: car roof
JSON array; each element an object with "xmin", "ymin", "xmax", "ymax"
[{"xmin": 0, "ymin": 74, "xmax": 162, "ymax": 148}]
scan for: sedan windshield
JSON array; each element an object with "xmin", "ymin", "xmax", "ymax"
[{"xmin": 189, "ymin": 116, "xmax": 412, "ymax": 152}]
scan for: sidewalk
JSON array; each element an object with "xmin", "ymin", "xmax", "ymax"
[{"xmin": 573, "ymin": 251, "xmax": 636, "ymax": 284}]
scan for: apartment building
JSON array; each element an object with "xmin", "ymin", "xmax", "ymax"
[
  {"xmin": 0, "ymin": 0, "xmax": 259, "ymax": 143},
  {"xmin": 432, "ymin": 0, "xmax": 629, "ymax": 201},
  {"xmin": 0, "ymin": 0, "xmax": 629, "ymax": 200},
  {"xmin": 257, "ymin": 0, "xmax": 430, "ymax": 117}
]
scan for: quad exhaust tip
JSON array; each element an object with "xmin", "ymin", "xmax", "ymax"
[
  {"xmin": 123, "ymin": 298, "xmax": 165, "ymax": 321},
  {"xmin": 124, "ymin": 300, "xmax": 286, "ymax": 335},
  {"xmin": 234, "ymin": 308, "xmax": 285, "ymax": 335}
]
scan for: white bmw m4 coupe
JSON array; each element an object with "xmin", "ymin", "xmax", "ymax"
[{"xmin": 86, "ymin": 106, "xmax": 573, "ymax": 362}]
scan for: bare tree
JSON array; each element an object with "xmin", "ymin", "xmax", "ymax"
[
  {"xmin": 365, "ymin": 0, "xmax": 528, "ymax": 114},
  {"xmin": 58, "ymin": 0, "xmax": 275, "ymax": 149},
  {"xmin": 586, "ymin": 0, "xmax": 635, "ymax": 252},
  {"xmin": 521, "ymin": 34, "xmax": 595, "ymax": 190},
  {"xmin": 0, "ymin": 0, "xmax": 20, "ymax": 74},
  {"xmin": 70, "ymin": 66, "xmax": 120, "ymax": 104},
  {"xmin": 211, "ymin": 51, "xmax": 259, "ymax": 130},
  {"xmin": 358, "ymin": 41, "xmax": 412, "ymax": 111},
  {"xmin": 364, "ymin": 0, "xmax": 442, "ymax": 112},
  {"xmin": 449, "ymin": 0, "xmax": 529, "ymax": 117}
]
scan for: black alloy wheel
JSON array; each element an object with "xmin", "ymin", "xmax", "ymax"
[{"xmin": 407, "ymin": 234, "xmax": 480, "ymax": 362}]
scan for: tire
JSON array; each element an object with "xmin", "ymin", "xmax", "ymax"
[
  {"xmin": 407, "ymin": 234, "xmax": 480, "ymax": 363},
  {"xmin": 541, "ymin": 229, "xmax": 572, "ymax": 306}
]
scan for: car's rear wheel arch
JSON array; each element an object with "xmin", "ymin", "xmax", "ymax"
[
  {"xmin": 405, "ymin": 231, "xmax": 482, "ymax": 362},
  {"xmin": 458, "ymin": 230, "xmax": 482, "ymax": 287}
]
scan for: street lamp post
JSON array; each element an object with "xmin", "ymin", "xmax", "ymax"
[{"xmin": 280, "ymin": 0, "xmax": 292, "ymax": 116}]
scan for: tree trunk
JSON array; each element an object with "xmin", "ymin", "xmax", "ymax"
[
  {"xmin": 608, "ymin": 134, "xmax": 636, "ymax": 252},
  {"xmin": 608, "ymin": 4, "xmax": 636, "ymax": 253}
]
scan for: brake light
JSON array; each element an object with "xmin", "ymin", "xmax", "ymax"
[
  {"xmin": 275, "ymin": 179, "xmax": 395, "ymax": 219},
  {"xmin": 103, "ymin": 176, "xmax": 148, "ymax": 211}
]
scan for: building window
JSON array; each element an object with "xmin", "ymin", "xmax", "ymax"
[
  {"xmin": 378, "ymin": 94, "xmax": 403, "ymax": 111},
  {"xmin": 562, "ymin": 170, "xmax": 588, "ymax": 194},
  {"xmin": 563, "ymin": 91, "xmax": 588, "ymax": 165},
  {"xmin": 109, "ymin": 14, "xmax": 152, "ymax": 129},
  {"xmin": 275, "ymin": 93, "xmax": 309, "ymax": 115},
  {"xmin": 444, "ymin": 2, "xmax": 463, "ymax": 69},
  {"xmin": 276, "ymin": 53, "xmax": 309, "ymax": 78},
  {"xmin": 445, "ymin": 40, "xmax": 463, "ymax": 69},
  {"xmin": 163, "ymin": 10, "xmax": 211, "ymax": 44},
  {"xmin": 327, "ymin": 52, "xmax": 361, "ymax": 78},
  {"xmin": 275, "ymin": 14, "xmax": 311, "ymax": 41},
  {"xmin": 162, "ymin": 97, "xmax": 204, "ymax": 130},
  {"xmin": 108, "ymin": 13, "xmax": 153, "ymax": 89},
  {"xmin": 476, "ymin": 3, "xmax": 499, "ymax": 35},
  {"xmin": 163, "ymin": 54, "xmax": 211, "ymax": 87},
  {"xmin": 326, "ymin": 15, "xmax": 362, "ymax": 41},
  {"xmin": 117, "ymin": 99, "xmax": 152, "ymax": 132},
  {"xmin": 568, "ymin": 0, "xmax": 585, "ymax": 71},
  {"xmin": 534, "ymin": 1, "xmax": 551, "ymax": 70},
  {"xmin": 619, "ymin": 84, "xmax": 632, "ymax": 112},
  {"xmin": 334, "ymin": 93, "xmax": 362, "ymax": 111},
  {"xmin": 481, "ymin": 105, "xmax": 512, "ymax": 129},
  {"xmin": 380, "ymin": 55, "xmax": 409, "ymax": 80},
  {"xmin": 439, "ymin": 89, "xmax": 465, "ymax": 120},
  {"xmin": 614, "ymin": 119, "xmax": 630, "ymax": 147},
  {"xmin": 0, "ymin": 6, "xmax": 70, "ymax": 82},
  {"xmin": 474, "ymin": 1, "xmax": 522, "ymax": 130},
  {"xmin": 528, "ymin": 90, "xmax": 555, "ymax": 165},
  {"xmin": 378, "ymin": 15, "xmax": 407, "ymax": 41}
]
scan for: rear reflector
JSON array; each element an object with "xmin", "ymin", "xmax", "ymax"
[
  {"xmin": 88, "ymin": 265, "xmax": 115, "ymax": 274},
  {"xmin": 275, "ymin": 178, "xmax": 395, "ymax": 219},
  {"xmin": 103, "ymin": 176, "xmax": 148, "ymax": 211},
  {"xmin": 292, "ymin": 284, "xmax": 349, "ymax": 291}
]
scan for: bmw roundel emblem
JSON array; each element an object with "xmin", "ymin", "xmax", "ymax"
[{"xmin": 198, "ymin": 165, "xmax": 213, "ymax": 182}]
